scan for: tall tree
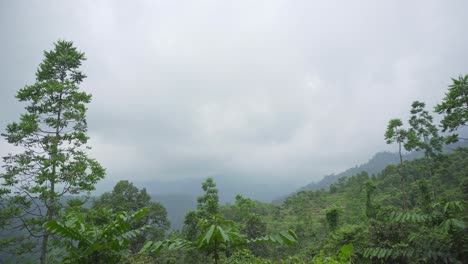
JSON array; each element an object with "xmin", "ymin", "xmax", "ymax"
[
  {"xmin": 435, "ymin": 74, "xmax": 468, "ymax": 143},
  {"xmin": 1, "ymin": 40, "xmax": 105, "ymax": 263},
  {"xmin": 183, "ymin": 177, "xmax": 220, "ymax": 242},
  {"xmin": 196, "ymin": 177, "xmax": 220, "ymax": 221},
  {"xmin": 385, "ymin": 118, "xmax": 407, "ymax": 165},
  {"xmin": 384, "ymin": 118, "xmax": 408, "ymax": 208},
  {"xmin": 406, "ymin": 101, "xmax": 443, "ymax": 200},
  {"xmin": 178, "ymin": 178, "xmax": 297, "ymax": 264},
  {"xmin": 182, "ymin": 178, "xmax": 225, "ymax": 263}
]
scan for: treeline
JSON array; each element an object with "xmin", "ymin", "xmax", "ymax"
[{"xmin": 0, "ymin": 40, "xmax": 467, "ymax": 263}]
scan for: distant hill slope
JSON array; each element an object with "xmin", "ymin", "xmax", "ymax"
[
  {"xmin": 150, "ymin": 194, "xmax": 196, "ymax": 230},
  {"xmin": 274, "ymin": 140, "xmax": 468, "ymax": 204},
  {"xmin": 298, "ymin": 151, "xmax": 415, "ymax": 192}
]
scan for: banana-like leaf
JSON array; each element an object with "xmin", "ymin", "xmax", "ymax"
[{"xmin": 44, "ymin": 220, "xmax": 92, "ymax": 247}]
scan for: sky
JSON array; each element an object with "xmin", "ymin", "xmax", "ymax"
[{"xmin": 1, "ymin": 0, "xmax": 467, "ymax": 197}]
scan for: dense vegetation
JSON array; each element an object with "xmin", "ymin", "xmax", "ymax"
[{"xmin": 1, "ymin": 41, "xmax": 467, "ymax": 263}]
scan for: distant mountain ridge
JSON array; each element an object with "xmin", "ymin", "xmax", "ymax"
[
  {"xmin": 298, "ymin": 151, "xmax": 414, "ymax": 192},
  {"xmin": 150, "ymin": 194, "xmax": 196, "ymax": 230},
  {"xmin": 274, "ymin": 140, "xmax": 468, "ymax": 203}
]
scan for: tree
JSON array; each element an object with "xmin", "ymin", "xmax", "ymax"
[
  {"xmin": 364, "ymin": 180, "xmax": 377, "ymax": 219},
  {"xmin": 326, "ymin": 206, "xmax": 340, "ymax": 232},
  {"xmin": 233, "ymin": 195, "xmax": 255, "ymax": 222},
  {"xmin": 177, "ymin": 178, "xmax": 298, "ymax": 263},
  {"xmin": 406, "ymin": 101, "xmax": 443, "ymax": 159},
  {"xmin": 0, "ymin": 40, "xmax": 105, "ymax": 263},
  {"xmin": 197, "ymin": 177, "xmax": 220, "ymax": 221},
  {"xmin": 435, "ymin": 74, "xmax": 468, "ymax": 143},
  {"xmin": 385, "ymin": 119, "xmax": 407, "ymax": 165},
  {"xmin": 92, "ymin": 180, "xmax": 170, "ymax": 252},
  {"xmin": 242, "ymin": 215, "xmax": 267, "ymax": 256},
  {"xmin": 182, "ymin": 178, "xmax": 223, "ymax": 262},
  {"xmin": 384, "ymin": 118, "xmax": 409, "ymax": 208}
]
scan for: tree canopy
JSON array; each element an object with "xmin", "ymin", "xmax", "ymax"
[
  {"xmin": 435, "ymin": 74, "xmax": 468, "ymax": 143},
  {"xmin": 1, "ymin": 40, "xmax": 105, "ymax": 263}
]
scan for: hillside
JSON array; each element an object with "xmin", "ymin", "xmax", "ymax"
[
  {"xmin": 151, "ymin": 194, "xmax": 196, "ymax": 230},
  {"xmin": 272, "ymin": 151, "xmax": 420, "ymax": 204},
  {"xmin": 299, "ymin": 151, "xmax": 404, "ymax": 191},
  {"xmin": 273, "ymin": 140, "xmax": 468, "ymax": 204},
  {"xmin": 217, "ymin": 147, "xmax": 468, "ymax": 263}
]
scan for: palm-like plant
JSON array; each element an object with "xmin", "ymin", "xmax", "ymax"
[
  {"xmin": 364, "ymin": 201, "xmax": 467, "ymax": 263},
  {"xmin": 141, "ymin": 215, "xmax": 298, "ymax": 264}
]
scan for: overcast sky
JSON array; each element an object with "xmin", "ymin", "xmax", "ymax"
[{"xmin": 1, "ymin": 0, "xmax": 467, "ymax": 191}]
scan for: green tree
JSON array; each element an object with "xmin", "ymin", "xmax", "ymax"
[
  {"xmin": 326, "ymin": 207, "xmax": 340, "ymax": 232},
  {"xmin": 0, "ymin": 40, "xmax": 105, "ymax": 263},
  {"xmin": 364, "ymin": 180, "xmax": 377, "ymax": 219},
  {"xmin": 233, "ymin": 195, "xmax": 255, "ymax": 222},
  {"xmin": 93, "ymin": 180, "xmax": 170, "ymax": 252},
  {"xmin": 435, "ymin": 74, "xmax": 468, "ymax": 143},
  {"xmin": 406, "ymin": 101, "xmax": 444, "ymax": 200},
  {"xmin": 385, "ymin": 118, "xmax": 409, "ymax": 208},
  {"xmin": 243, "ymin": 215, "xmax": 267, "ymax": 256},
  {"xmin": 182, "ymin": 178, "xmax": 224, "ymax": 263},
  {"xmin": 197, "ymin": 177, "xmax": 220, "ymax": 220},
  {"xmin": 385, "ymin": 118, "xmax": 407, "ymax": 165},
  {"xmin": 406, "ymin": 101, "xmax": 443, "ymax": 159},
  {"xmin": 182, "ymin": 178, "xmax": 220, "ymax": 243},
  {"xmin": 177, "ymin": 178, "xmax": 298, "ymax": 263}
]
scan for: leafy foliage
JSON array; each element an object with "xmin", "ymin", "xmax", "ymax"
[
  {"xmin": 45, "ymin": 208, "xmax": 149, "ymax": 263},
  {"xmin": 92, "ymin": 180, "xmax": 170, "ymax": 252},
  {"xmin": 0, "ymin": 40, "xmax": 105, "ymax": 263},
  {"xmin": 385, "ymin": 118, "xmax": 407, "ymax": 164},
  {"xmin": 406, "ymin": 101, "xmax": 444, "ymax": 158},
  {"xmin": 435, "ymin": 74, "xmax": 468, "ymax": 142}
]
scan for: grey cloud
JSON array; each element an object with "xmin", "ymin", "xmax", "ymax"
[{"xmin": 1, "ymin": 0, "xmax": 468, "ymax": 199}]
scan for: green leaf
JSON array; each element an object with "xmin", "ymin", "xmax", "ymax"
[
  {"xmin": 217, "ymin": 226, "xmax": 230, "ymax": 243},
  {"xmin": 338, "ymin": 243, "xmax": 354, "ymax": 260},
  {"xmin": 201, "ymin": 225, "xmax": 215, "ymax": 245}
]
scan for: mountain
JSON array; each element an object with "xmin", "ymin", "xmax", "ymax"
[
  {"xmin": 139, "ymin": 176, "xmax": 300, "ymax": 204},
  {"xmin": 298, "ymin": 151, "xmax": 410, "ymax": 192},
  {"xmin": 271, "ymin": 151, "xmax": 412, "ymax": 204},
  {"xmin": 150, "ymin": 194, "xmax": 196, "ymax": 230},
  {"xmin": 274, "ymin": 140, "xmax": 468, "ymax": 204},
  {"xmin": 144, "ymin": 177, "xmax": 300, "ymax": 229}
]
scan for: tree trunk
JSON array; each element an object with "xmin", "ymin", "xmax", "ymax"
[
  {"xmin": 398, "ymin": 142, "xmax": 403, "ymax": 165},
  {"xmin": 40, "ymin": 91, "xmax": 62, "ymax": 264},
  {"xmin": 399, "ymin": 142, "xmax": 407, "ymax": 209},
  {"xmin": 40, "ymin": 207, "xmax": 54, "ymax": 264},
  {"xmin": 40, "ymin": 233, "xmax": 48, "ymax": 264},
  {"xmin": 40, "ymin": 165, "xmax": 56, "ymax": 264},
  {"xmin": 214, "ymin": 240, "xmax": 219, "ymax": 264}
]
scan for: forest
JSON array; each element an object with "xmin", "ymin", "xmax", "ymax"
[{"xmin": 0, "ymin": 40, "xmax": 467, "ymax": 264}]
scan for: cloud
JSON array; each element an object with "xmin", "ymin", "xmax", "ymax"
[{"xmin": 1, "ymin": 0, "xmax": 467, "ymax": 196}]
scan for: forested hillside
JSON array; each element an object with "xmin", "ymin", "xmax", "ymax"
[
  {"xmin": 258, "ymin": 147, "xmax": 468, "ymax": 263},
  {"xmin": 298, "ymin": 151, "xmax": 404, "ymax": 192},
  {"xmin": 274, "ymin": 140, "xmax": 468, "ymax": 204}
]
